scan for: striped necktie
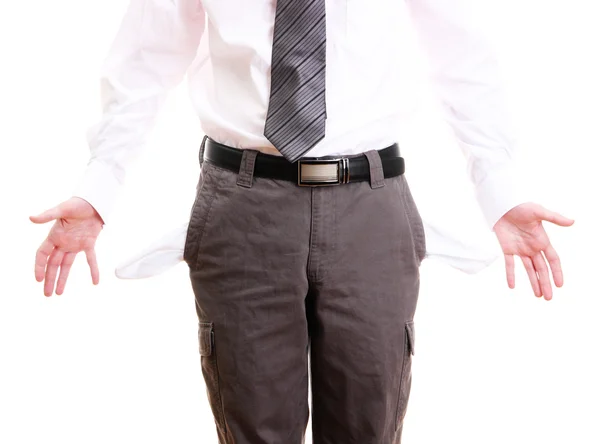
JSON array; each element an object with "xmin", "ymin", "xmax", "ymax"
[{"xmin": 264, "ymin": 0, "xmax": 327, "ymax": 163}]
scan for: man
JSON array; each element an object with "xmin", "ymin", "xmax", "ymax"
[{"xmin": 30, "ymin": 0, "xmax": 574, "ymax": 442}]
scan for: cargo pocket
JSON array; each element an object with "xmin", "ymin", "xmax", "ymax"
[
  {"xmin": 395, "ymin": 320, "xmax": 415, "ymax": 432},
  {"xmin": 198, "ymin": 322, "xmax": 228, "ymax": 441},
  {"xmin": 183, "ymin": 163, "xmax": 221, "ymax": 270}
]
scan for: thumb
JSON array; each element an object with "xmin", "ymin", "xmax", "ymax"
[
  {"xmin": 29, "ymin": 205, "xmax": 63, "ymax": 224},
  {"xmin": 535, "ymin": 206, "xmax": 575, "ymax": 227}
]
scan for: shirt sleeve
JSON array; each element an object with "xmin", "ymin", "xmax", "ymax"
[
  {"xmin": 72, "ymin": 0, "xmax": 206, "ymax": 225},
  {"xmin": 407, "ymin": 0, "xmax": 532, "ymax": 231}
]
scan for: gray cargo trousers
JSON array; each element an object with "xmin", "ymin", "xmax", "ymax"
[{"xmin": 183, "ymin": 139, "xmax": 426, "ymax": 444}]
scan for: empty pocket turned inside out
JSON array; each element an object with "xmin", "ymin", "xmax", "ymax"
[
  {"xmin": 197, "ymin": 321, "xmax": 227, "ymax": 438},
  {"xmin": 396, "ymin": 320, "xmax": 415, "ymax": 431},
  {"xmin": 199, "ymin": 321, "xmax": 214, "ymax": 356},
  {"xmin": 406, "ymin": 320, "xmax": 415, "ymax": 356}
]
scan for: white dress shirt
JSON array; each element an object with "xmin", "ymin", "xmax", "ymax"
[{"xmin": 72, "ymin": 0, "xmax": 532, "ymax": 279}]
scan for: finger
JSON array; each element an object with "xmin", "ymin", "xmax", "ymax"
[
  {"xmin": 85, "ymin": 249, "xmax": 100, "ymax": 285},
  {"xmin": 532, "ymin": 252, "xmax": 552, "ymax": 301},
  {"xmin": 29, "ymin": 206, "xmax": 62, "ymax": 224},
  {"xmin": 504, "ymin": 254, "xmax": 515, "ymax": 289},
  {"xmin": 55, "ymin": 252, "xmax": 77, "ymax": 295},
  {"xmin": 534, "ymin": 207, "xmax": 575, "ymax": 227},
  {"xmin": 520, "ymin": 255, "xmax": 542, "ymax": 298},
  {"xmin": 35, "ymin": 239, "xmax": 54, "ymax": 282},
  {"xmin": 543, "ymin": 244, "xmax": 564, "ymax": 288},
  {"xmin": 44, "ymin": 248, "xmax": 65, "ymax": 297}
]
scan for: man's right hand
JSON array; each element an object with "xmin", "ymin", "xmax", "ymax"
[{"xmin": 30, "ymin": 197, "xmax": 105, "ymax": 297}]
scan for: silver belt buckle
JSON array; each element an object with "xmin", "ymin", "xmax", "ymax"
[{"xmin": 297, "ymin": 157, "xmax": 350, "ymax": 186}]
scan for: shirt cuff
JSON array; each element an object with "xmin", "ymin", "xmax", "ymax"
[
  {"xmin": 474, "ymin": 164, "xmax": 533, "ymax": 231},
  {"xmin": 71, "ymin": 160, "xmax": 122, "ymax": 226}
]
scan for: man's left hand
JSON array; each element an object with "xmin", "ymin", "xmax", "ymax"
[{"xmin": 493, "ymin": 202, "xmax": 575, "ymax": 300}]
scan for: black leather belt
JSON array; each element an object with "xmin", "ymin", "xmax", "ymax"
[{"xmin": 202, "ymin": 137, "xmax": 405, "ymax": 186}]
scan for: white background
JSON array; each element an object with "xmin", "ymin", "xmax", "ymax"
[{"xmin": 1, "ymin": 1, "xmax": 598, "ymax": 443}]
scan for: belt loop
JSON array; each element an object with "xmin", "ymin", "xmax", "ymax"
[
  {"xmin": 364, "ymin": 150, "xmax": 385, "ymax": 189},
  {"xmin": 199, "ymin": 135, "xmax": 208, "ymax": 165},
  {"xmin": 237, "ymin": 149, "xmax": 259, "ymax": 188}
]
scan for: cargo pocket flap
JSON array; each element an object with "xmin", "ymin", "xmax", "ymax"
[
  {"xmin": 199, "ymin": 322, "xmax": 214, "ymax": 356},
  {"xmin": 405, "ymin": 320, "xmax": 415, "ymax": 355}
]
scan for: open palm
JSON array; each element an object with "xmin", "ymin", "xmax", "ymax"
[
  {"xmin": 30, "ymin": 197, "xmax": 104, "ymax": 296},
  {"xmin": 493, "ymin": 202, "xmax": 575, "ymax": 300}
]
